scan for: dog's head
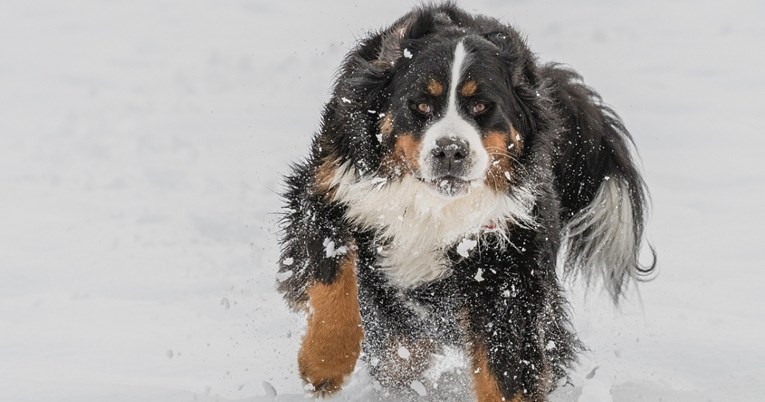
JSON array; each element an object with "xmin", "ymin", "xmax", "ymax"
[
  {"xmin": 379, "ymin": 34, "xmax": 523, "ymax": 197},
  {"xmin": 318, "ymin": 7, "xmax": 552, "ymax": 205},
  {"xmin": 323, "ymin": 8, "xmax": 549, "ymax": 201}
]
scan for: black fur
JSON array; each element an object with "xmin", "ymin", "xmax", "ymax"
[
  {"xmin": 544, "ymin": 64, "xmax": 656, "ymax": 299},
  {"xmin": 277, "ymin": 3, "xmax": 654, "ymax": 400}
]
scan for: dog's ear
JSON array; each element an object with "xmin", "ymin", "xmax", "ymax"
[
  {"xmin": 481, "ymin": 31, "xmax": 538, "ymax": 88},
  {"xmin": 377, "ymin": 11, "xmax": 435, "ymax": 66},
  {"xmin": 482, "ymin": 31, "xmax": 550, "ymax": 136},
  {"xmin": 338, "ymin": 13, "xmax": 435, "ymax": 111}
]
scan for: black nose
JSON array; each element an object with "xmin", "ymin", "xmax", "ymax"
[{"xmin": 431, "ymin": 136, "xmax": 470, "ymax": 176}]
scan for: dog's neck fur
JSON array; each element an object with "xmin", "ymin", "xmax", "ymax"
[{"xmin": 330, "ymin": 163, "xmax": 536, "ymax": 288}]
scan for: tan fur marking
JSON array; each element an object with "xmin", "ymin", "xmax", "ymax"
[
  {"xmin": 460, "ymin": 80, "xmax": 478, "ymax": 97},
  {"xmin": 379, "ymin": 113, "xmax": 394, "ymax": 138},
  {"xmin": 427, "ymin": 79, "xmax": 444, "ymax": 96},
  {"xmin": 471, "ymin": 342, "xmax": 507, "ymax": 402},
  {"xmin": 381, "ymin": 132, "xmax": 421, "ymax": 177},
  {"xmin": 510, "ymin": 127, "xmax": 523, "ymax": 151},
  {"xmin": 298, "ymin": 249, "xmax": 363, "ymax": 396},
  {"xmin": 395, "ymin": 133, "xmax": 421, "ymax": 171},
  {"xmin": 482, "ymin": 131, "xmax": 514, "ymax": 192},
  {"xmin": 315, "ymin": 157, "xmax": 338, "ymax": 197}
]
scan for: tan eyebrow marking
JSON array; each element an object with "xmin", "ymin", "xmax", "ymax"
[
  {"xmin": 460, "ymin": 80, "xmax": 478, "ymax": 97},
  {"xmin": 427, "ymin": 79, "xmax": 444, "ymax": 96}
]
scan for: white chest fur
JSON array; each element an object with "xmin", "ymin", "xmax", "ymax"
[{"xmin": 330, "ymin": 165, "xmax": 536, "ymax": 288}]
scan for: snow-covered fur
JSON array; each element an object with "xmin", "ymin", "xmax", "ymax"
[
  {"xmin": 543, "ymin": 64, "xmax": 655, "ymax": 301},
  {"xmin": 277, "ymin": 4, "xmax": 654, "ymax": 400},
  {"xmin": 563, "ymin": 176, "xmax": 640, "ymax": 300},
  {"xmin": 330, "ymin": 161, "xmax": 538, "ymax": 288}
]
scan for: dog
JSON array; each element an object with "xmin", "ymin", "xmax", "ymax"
[{"xmin": 277, "ymin": 4, "xmax": 655, "ymax": 401}]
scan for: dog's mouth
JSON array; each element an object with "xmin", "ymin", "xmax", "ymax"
[{"xmin": 419, "ymin": 175, "xmax": 473, "ymax": 197}]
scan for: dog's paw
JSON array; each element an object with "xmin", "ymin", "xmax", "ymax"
[
  {"xmin": 303, "ymin": 375, "xmax": 345, "ymax": 398},
  {"xmin": 299, "ymin": 352, "xmax": 353, "ymax": 398}
]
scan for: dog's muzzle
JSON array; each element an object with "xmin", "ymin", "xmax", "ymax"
[
  {"xmin": 422, "ymin": 136, "xmax": 475, "ymax": 197},
  {"xmin": 430, "ymin": 136, "xmax": 470, "ymax": 177}
]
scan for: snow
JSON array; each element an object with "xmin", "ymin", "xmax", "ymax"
[
  {"xmin": 410, "ymin": 380, "xmax": 427, "ymax": 396},
  {"xmin": 474, "ymin": 268, "xmax": 485, "ymax": 282},
  {"xmin": 323, "ymin": 238, "xmax": 348, "ymax": 258},
  {"xmin": 0, "ymin": 1, "xmax": 763, "ymax": 402},
  {"xmin": 457, "ymin": 238, "xmax": 478, "ymax": 257},
  {"xmin": 397, "ymin": 346, "xmax": 411, "ymax": 360}
]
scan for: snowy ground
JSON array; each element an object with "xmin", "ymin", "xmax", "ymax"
[{"xmin": 1, "ymin": 1, "xmax": 764, "ymax": 401}]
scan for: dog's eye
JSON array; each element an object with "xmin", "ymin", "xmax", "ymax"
[
  {"xmin": 415, "ymin": 102, "xmax": 432, "ymax": 115},
  {"xmin": 471, "ymin": 101, "xmax": 488, "ymax": 115}
]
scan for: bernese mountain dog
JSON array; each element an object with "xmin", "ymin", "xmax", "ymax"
[{"xmin": 277, "ymin": 4, "xmax": 655, "ymax": 401}]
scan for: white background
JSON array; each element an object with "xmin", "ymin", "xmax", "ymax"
[{"xmin": 1, "ymin": 0, "xmax": 763, "ymax": 401}]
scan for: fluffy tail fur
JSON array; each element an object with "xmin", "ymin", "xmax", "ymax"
[{"xmin": 543, "ymin": 63, "xmax": 656, "ymax": 302}]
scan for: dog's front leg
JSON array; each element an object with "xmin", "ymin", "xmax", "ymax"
[
  {"xmin": 463, "ymin": 295, "xmax": 552, "ymax": 402},
  {"xmin": 278, "ymin": 163, "xmax": 363, "ymax": 397},
  {"xmin": 457, "ymin": 251, "xmax": 564, "ymax": 402},
  {"xmin": 298, "ymin": 247, "xmax": 363, "ymax": 397}
]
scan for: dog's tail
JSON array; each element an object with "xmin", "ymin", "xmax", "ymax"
[{"xmin": 542, "ymin": 63, "xmax": 656, "ymax": 303}]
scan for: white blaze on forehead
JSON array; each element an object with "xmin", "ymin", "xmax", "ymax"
[
  {"xmin": 419, "ymin": 40, "xmax": 489, "ymax": 182},
  {"xmin": 447, "ymin": 41, "xmax": 470, "ymax": 114}
]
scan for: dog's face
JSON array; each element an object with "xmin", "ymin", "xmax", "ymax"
[
  {"xmin": 378, "ymin": 36, "xmax": 524, "ymax": 198},
  {"xmin": 317, "ymin": 12, "xmax": 547, "ymax": 285}
]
